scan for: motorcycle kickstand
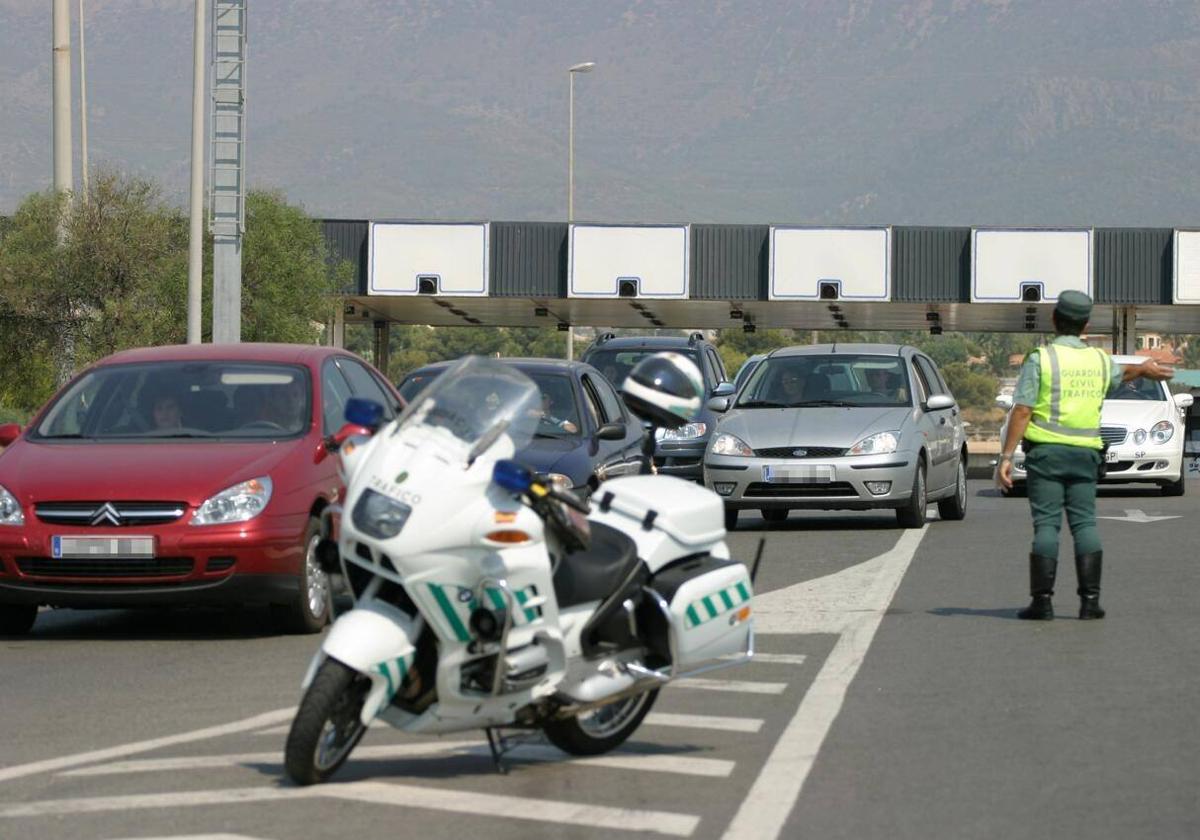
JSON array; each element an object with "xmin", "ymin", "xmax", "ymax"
[{"xmin": 484, "ymin": 728, "xmax": 509, "ymax": 775}]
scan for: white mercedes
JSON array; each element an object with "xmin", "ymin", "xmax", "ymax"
[{"xmin": 996, "ymin": 355, "xmax": 1194, "ymax": 497}]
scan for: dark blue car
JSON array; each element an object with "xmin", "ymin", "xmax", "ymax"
[{"xmin": 398, "ymin": 358, "xmax": 646, "ymax": 495}]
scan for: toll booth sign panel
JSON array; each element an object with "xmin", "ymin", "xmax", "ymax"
[
  {"xmin": 768, "ymin": 227, "xmax": 891, "ymax": 301},
  {"xmin": 369, "ymin": 222, "xmax": 490, "ymax": 296},
  {"xmin": 971, "ymin": 228, "xmax": 1092, "ymax": 303}
]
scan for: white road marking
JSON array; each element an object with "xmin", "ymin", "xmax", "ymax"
[
  {"xmin": 644, "ymin": 712, "xmax": 764, "ymax": 733},
  {"xmin": 672, "ymin": 678, "xmax": 787, "ymax": 695},
  {"xmin": 721, "ymin": 524, "xmax": 929, "ymax": 840},
  {"xmin": 743, "ymin": 652, "xmax": 808, "ymax": 665},
  {"xmin": 1097, "ymin": 508, "xmax": 1181, "ymax": 523},
  {"xmin": 0, "ymin": 707, "xmax": 295, "ymax": 784},
  {"xmin": 65, "ymin": 740, "xmax": 734, "ymax": 779},
  {"xmin": 0, "ymin": 782, "xmax": 699, "ymax": 836}
]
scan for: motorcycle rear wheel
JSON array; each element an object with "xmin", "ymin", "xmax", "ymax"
[
  {"xmin": 284, "ymin": 658, "xmax": 371, "ymax": 785},
  {"xmin": 543, "ymin": 688, "xmax": 658, "ymax": 756}
]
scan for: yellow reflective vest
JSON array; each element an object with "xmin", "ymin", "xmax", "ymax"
[{"xmin": 1024, "ymin": 344, "xmax": 1111, "ymax": 449}]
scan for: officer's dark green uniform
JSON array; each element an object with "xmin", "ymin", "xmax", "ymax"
[{"xmin": 1011, "ymin": 291, "xmax": 1122, "ymax": 620}]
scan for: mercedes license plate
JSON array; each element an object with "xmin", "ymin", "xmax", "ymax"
[
  {"xmin": 764, "ymin": 464, "xmax": 834, "ymax": 483},
  {"xmin": 52, "ymin": 536, "xmax": 155, "ymax": 559},
  {"xmin": 1105, "ymin": 450, "xmax": 1119, "ymax": 463}
]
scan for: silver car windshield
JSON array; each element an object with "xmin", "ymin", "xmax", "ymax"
[{"xmin": 737, "ymin": 356, "xmax": 912, "ymax": 409}]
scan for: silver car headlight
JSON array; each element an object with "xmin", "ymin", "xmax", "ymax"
[
  {"xmin": 1133, "ymin": 428, "xmax": 1148, "ymax": 445},
  {"xmin": 1150, "ymin": 421, "xmax": 1174, "ymax": 445},
  {"xmin": 0, "ymin": 484, "xmax": 24, "ymax": 526},
  {"xmin": 352, "ymin": 488, "xmax": 413, "ymax": 540},
  {"xmin": 711, "ymin": 432, "xmax": 754, "ymax": 457},
  {"xmin": 658, "ymin": 422, "xmax": 708, "ymax": 441},
  {"xmin": 191, "ymin": 477, "xmax": 273, "ymax": 526},
  {"xmin": 848, "ymin": 431, "xmax": 899, "ymax": 457}
]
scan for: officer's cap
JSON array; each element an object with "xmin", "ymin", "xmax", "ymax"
[{"xmin": 1055, "ymin": 290, "xmax": 1093, "ymax": 322}]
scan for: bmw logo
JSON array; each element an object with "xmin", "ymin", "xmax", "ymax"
[{"xmin": 457, "ymin": 588, "xmax": 474, "ymax": 603}]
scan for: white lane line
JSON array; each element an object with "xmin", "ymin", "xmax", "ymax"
[
  {"xmin": 673, "ymin": 678, "xmax": 787, "ymax": 695},
  {"xmin": 65, "ymin": 740, "xmax": 734, "ymax": 779},
  {"xmin": 644, "ymin": 712, "xmax": 764, "ymax": 734},
  {"xmin": 722, "ymin": 524, "xmax": 929, "ymax": 840},
  {"xmin": 743, "ymin": 653, "xmax": 808, "ymax": 666},
  {"xmin": 0, "ymin": 782, "xmax": 699, "ymax": 836},
  {"xmin": 0, "ymin": 707, "xmax": 295, "ymax": 784}
]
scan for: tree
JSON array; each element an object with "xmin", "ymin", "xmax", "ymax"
[{"xmin": 0, "ymin": 174, "xmax": 349, "ymax": 412}]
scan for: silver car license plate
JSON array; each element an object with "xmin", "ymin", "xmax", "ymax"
[
  {"xmin": 763, "ymin": 464, "xmax": 834, "ymax": 483},
  {"xmin": 52, "ymin": 536, "xmax": 155, "ymax": 558}
]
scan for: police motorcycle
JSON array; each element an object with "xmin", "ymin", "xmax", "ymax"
[{"xmin": 284, "ymin": 354, "xmax": 755, "ymax": 785}]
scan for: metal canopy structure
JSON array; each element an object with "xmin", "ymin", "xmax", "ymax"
[{"xmin": 321, "ymin": 220, "xmax": 1200, "ymax": 341}]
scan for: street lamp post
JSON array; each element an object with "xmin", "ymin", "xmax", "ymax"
[{"xmin": 567, "ymin": 61, "xmax": 595, "ymax": 361}]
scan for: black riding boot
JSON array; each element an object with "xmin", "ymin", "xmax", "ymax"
[
  {"xmin": 1018, "ymin": 554, "xmax": 1057, "ymax": 620},
  {"xmin": 1076, "ymin": 552, "xmax": 1105, "ymax": 620}
]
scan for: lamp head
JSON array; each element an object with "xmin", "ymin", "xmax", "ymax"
[{"xmin": 569, "ymin": 62, "xmax": 596, "ymax": 73}]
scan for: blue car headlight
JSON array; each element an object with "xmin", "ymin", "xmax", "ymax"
[{"xmin": 352, "ymin": 489, "xmax": 413, "ymax": 540}]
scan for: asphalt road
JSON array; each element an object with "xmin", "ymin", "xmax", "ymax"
[{"xmin": 1, "ymin": 480, "xmax": 1197, "ymax": 839}]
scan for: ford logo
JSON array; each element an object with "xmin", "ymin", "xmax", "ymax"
[{"xmin": 793, "ymin": 449, "xmax": 807, "ymax": 457}]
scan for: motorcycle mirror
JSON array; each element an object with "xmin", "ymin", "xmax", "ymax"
[
  {"xmin": 315, "ymin": 422, "xmax": 374, "ymax": 464},
  {"xmin": 344, "ymin": 397, "xmax": 384, "ymax": 430},
  {"xmin": 493, "ymin": 459, "xmax": 535, "ymax": 494}
]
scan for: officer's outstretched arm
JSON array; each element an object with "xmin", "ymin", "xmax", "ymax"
[{"xmin": 1120, "ymin": 359, "xmax": 1174, "ymax": 383}]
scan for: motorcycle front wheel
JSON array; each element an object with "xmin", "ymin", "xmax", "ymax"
[
  {"xmin": 284, "ymin": 658, "xmax": 371, "ymax": 785},
  {"xmin": 543, "ymin": 688, "xmax": 658, "ymax": 756}
]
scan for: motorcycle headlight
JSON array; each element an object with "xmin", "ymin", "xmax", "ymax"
[
  {"xmin": 0, "ymin": 484, "xmax": 24, "ymax": 526},
  {"xmin": 352, "ymin": 488, "xmax": 413, "ymax": 540},
  {"xmin": 1150, "ymin": 421, "xmax": 1174, "ymax": 445},
  {"xmin": 711, "ymin": 432, "xmax": 754, "ymax": 457},
  {"xmin": 657, "ymin": 422, "xmax": 708, "ymax": 441},
  {"xmin": 1133, "ymin": 428, "xmax": 1148, "ymax": 445},
  {"xmin": 848, "ymin": 432, "xmax": 899, "ymax": 457},
  {"xmin": 191, "ymin": 477, "xmax": 272, "ymax": 526}
]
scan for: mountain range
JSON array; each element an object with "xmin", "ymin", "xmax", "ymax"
[{"xmin": 2, "ymin": 0, "xmax": 1199, "ymax": 227}]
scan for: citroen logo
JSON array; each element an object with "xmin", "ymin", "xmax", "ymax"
[
  {"xmin": 793, "ymin": 449, "xmax": 808, "ymax": 457},
  {"xmin": 90, "ymin": 503, "xmax": 122, "ymax": 527}
]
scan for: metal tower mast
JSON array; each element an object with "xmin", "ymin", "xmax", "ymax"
[{"xmin": 209, "ymin": 0, "xmax": 246, "ymax": 343}]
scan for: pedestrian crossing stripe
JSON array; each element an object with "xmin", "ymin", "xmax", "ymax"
[
  {"xmin": 427, "ymin": 583, "xmax": 541, "ymax": 642},
  {"xmin": 685, "ymin": 582, "xmax": 751, "ymax": 628}
]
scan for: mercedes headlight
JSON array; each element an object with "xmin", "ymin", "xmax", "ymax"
[
  {"xmin": 352, "ymin": 488, "xmax": 413, "ymax": 540},
  {"xmin": 711, "ymin": 432, "xmax": 754, "ymax": 457},
  {"xmin": 191, "ymin": 477, "xmax": 272, "ymax": 526},
  {"xmin": 1150, "ymin": 421, "xmax": 1174, "ymax": 445},
  {"xmin": 1133, "ymin": 428, "xmax": 1148, "ymax": 445},
  {"xmin": 0, "ymin": 484, "xmax": 24, "ymax": 526},
  {"xmin": 848, "ymin": 432, "xmax": 899, "ymax": 457},
  {"xmin": 657, "ymin": 422, "xmax": 708, "ymax": 441}
]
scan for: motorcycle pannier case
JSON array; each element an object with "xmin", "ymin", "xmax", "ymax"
[{"xmin": 649, "ymin": 554, "xmax": 753, "ymax": 669}]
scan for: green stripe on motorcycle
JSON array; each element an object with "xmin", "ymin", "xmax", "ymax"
[
  {"xmin": 514, "ymin": 588, "xmax": 538, "ymax": 623},
  {"xmin": 735, "ymin": 582, "xmax": 750, "ymax": 602},
  {"xmin": 703, "ymin": 596, "xmax": 719, "ymax": 619},
  {"xmin": 428, "ymin": 583, "xmax": 471, "ymax": 641},
  {"xmin": 719, "ymin": 589, "xmax": 735, "ymax": 610},
  {"xmin": 686, "ymin": 604, "xmax": 702, "ymax": 627},
  {"xmin": 376, "ymin": 662, "xmax": 395, "ymax": 701}
]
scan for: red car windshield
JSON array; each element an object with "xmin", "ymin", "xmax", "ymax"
[{"xmin": 32, "ymin": 362, "xmax": 312, "ymax": 440}]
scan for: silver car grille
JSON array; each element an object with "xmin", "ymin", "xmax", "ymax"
[
  {"xmin": 34, "ymin": 502, "xmax": 187, "ymax": 527},
  {"xmin": 1100, "ymin": 426, "xmax": 1127, "ymax": 446},
  {"xmin": 753, "ymin": 446, "xmax": 847, "ymax": 459}
]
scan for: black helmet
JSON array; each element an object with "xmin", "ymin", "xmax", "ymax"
[{"xmin": 621, "ymin": 352, "xmax": 704, "ymax": 428}]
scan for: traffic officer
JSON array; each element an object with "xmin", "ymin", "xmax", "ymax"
[{"xmin": 997, "ymin": 291, "xmax": 1174, "ymax": 620}]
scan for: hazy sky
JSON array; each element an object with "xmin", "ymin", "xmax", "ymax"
[{"xmin": 3, "ymin": 1, "xmax": 1199, "ymax": 227}]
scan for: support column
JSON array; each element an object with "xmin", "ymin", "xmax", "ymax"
[
  {"xmin": 211, "ymin": 234, "xmax": 242, "ymax": 343},
  {"xmin": 1112, "ymin": 306, "xmax": 1136, "ymax": 355},
  {"xmin": 373, "ymin": 320, "xmax": 390, "ymax": 375},
  {"xmin": 332, "ymin": 304, "xmax": 345, "ymax": 349}
]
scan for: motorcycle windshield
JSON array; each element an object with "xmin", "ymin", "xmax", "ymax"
[{"xmin": 393, "ymin": 356, "xmax": 540, "ymax": 461}]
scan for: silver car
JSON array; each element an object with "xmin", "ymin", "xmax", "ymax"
[{"xmin": 703, "ymin": 344, "xmax": 969, "ymax": 529}]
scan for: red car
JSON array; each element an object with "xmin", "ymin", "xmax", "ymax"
[{"xmin": 0, "ymin": 343, "xmax": 401, "ymax": 635}]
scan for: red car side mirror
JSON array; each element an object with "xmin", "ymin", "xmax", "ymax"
[
  {"xmin": 314, "ymin": 423, "xmax": 373, "ymax": 464},
  {"xmin": 0, "ymin": 423, "xmax": 22, "ymax": 448}
]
